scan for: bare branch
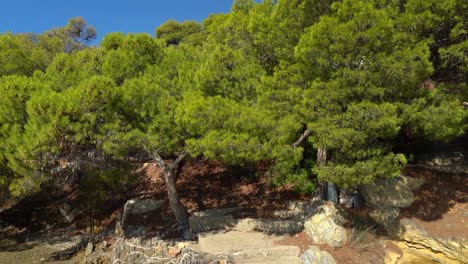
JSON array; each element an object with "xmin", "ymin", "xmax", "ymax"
[
  {"xmin": 151, "ymin": 150, "xmax": 166, "ymax": 169},
  {"xmin": 292, "ymin": 129, "xmax": 311, "ymax": 148},
  {"xmin": 169, "ymin": 152, "xmax": 188, "ymax": 171}
]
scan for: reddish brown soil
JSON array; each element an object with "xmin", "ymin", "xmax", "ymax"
[
  {"xmin": 400, "ymin": 167, "xmax": 468, "ymax": 240},
  {"xmin": 0, "ymin": 159, "xmax": 307, "ymax": 238},
  {"xmin": 130, "ymin": 159, "xmax": 309, "ymax": 232},
  {"xmin": 276, "ymin": 231, "xmax": 386, "ymax": 263},
  {"xmin": 319, "ymin": 243, "xmax": 385, "ymax": 264},
  {"xmin": 275, "ymin": 231, "xmax": 313, "ymax": 254}
]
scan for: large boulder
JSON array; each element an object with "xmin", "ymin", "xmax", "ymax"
[
  {"xmin": 122, "ymin": 198, "xmax": 164, "ymax": 216},
  {"xmin": 302, "ymin": 246, "xmax": 336, "ymax": 264},
  {"xmin": 304, "ymin": 203, "xmax": 347, "ymax": 248},
  {"xmin": 121, "ymin": 198, "xmax": 164, "ymax": 236},
  {"xmin": 360, "ymin": 177, "xmax": 414, "ymax": 208},
  {"xmin": 368, "ymin": 207, "xmax": 400, "ymax": 226},
  {"xmin": 360, "ymin": 176, "xmax": 422, "ymax": 227}
]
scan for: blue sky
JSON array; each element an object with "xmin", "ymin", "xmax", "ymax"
[{"xmin": 1, "ymin": 0, "xmax": 233, "ymax": 42}]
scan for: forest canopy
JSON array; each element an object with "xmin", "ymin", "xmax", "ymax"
[{"xmin": 0, "ymin": 0, "xmax": 466, "ymax": 230}]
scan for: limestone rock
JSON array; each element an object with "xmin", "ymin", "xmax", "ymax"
[
  {"xmin": 59, "ymin": 203, "xmax": 72, "ymax": 216},
  {"xmin": 361, "ymin": 178, "xmax": 414, "ymax": 208},
  {"xmin": 419, "ymin": 152, "xmax": 468, "ymax": 174},
  {"xmin": 304, "ymin": 203, "xmax": 347, "ymax": 247},
  {"xmin": 113, "ymin": 236, "xmax": 229, "ymax": 264},
  {"xmin": 399, "ymin": 175, "xmax": 425, "ymax": 191},
  {"xmin": 423, "ymin": 152, "xmax": 465, "ymax": 166},
  {"xmin": 339, "ymin": 192, "xmax": 364, "ymax": 209},
  {"xmin": 122, "ymin": 198, "xmax": 164, "ymax": 216},
  {"xmin": 189, "ymin": 207, "xmax": 243, "ymax": 233},
  {"xmin": 302, "ymin": 246, "xmax": 336, "ymax": 264},
  {"xmin": 189, "ymin": 214, "xmax": 235, "ymax": 233},
  {"xmin": 369, "ymin": 207, "xmax": 400, "ymax": 226},
  {"xmin": 121, "ymin": 198, "xmax": 164, "ymax": 236},
  {"xmin": 191, "ymin": 206, "xmax": 243, "ymax": 217},
  {"xmin": 254, "ymin": 218, "xmax": 304, "ymax": 234},
  {"xmin": 47, "ymin": 235, "xmax": 90, "ymax": 261},
  {"xmin": 85, "ymin": 242, "xmax": 93, "ymax": 256},
  {"xmin": 59, "ymin": 203, "xmax": 82, "ymax": 224},
  {"xmin": 395, "ymin": 219, "xmax": 468, "ymax": 263},
  {"xmin": 383, "ymin": 242, "xmax": 402, "ymax": 264}
]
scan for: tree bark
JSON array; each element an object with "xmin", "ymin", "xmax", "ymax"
[
  {"xmin": 291, "ymin": 129, "xmax": 338, "ymax": 203},
  {"xmin": 163, "ymin": 167, "xmax": 189, "ymax": 228},
  {"xmin": 317, "ymin": 147, "xmax": 327, "ymax": 167},
  {"xmin": 151, "ymin": 151, "xmax": 189, "ymax": 230},
  {"xmin": 317, "ymin": 146, "xmax": 338, "ymax": 204}
]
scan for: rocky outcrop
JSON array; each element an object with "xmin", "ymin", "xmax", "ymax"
[
  {"xmin": 120, "ymin": 198, "xmax": 164, "ymax": 236},
  {"xmin": 302, "ymin": 246, "xmax": 336, "ymax": 264},
  {"xmin": 189, "ymin": 203, "xmax": 316, "ymax": 235},
  {"xmin": 122, "ymin": 198, "xmax": 164, "ymax": 220},
  {"xmin": 360, "ymin": 175, "xmax": 423, "ymax": 227},
  {"xmin": 303, "ymin": 203, "xmax": 347, "ymax": 247},
  {"xmin": 361, "ymin": 177, "xmax": 415, "ymax": 208},
  {"xmin": 234, "ymin": 218, "xmax": 304, "ymax": 234},
  {"xmin": 287, "ymin": 200, "xmax": 321, "ymax": 218},
  {"xmin": 59, "ymin": 203, "xmax": 82, "ymax": 224},
  {"xmin": 47, "ymin": 235, "xmax": 90, "ymax": 261},
  {"xmin": 384, "ymin": 240, "xmax": 461, "ymax": 264},
  {"xmin": 392, "ymin": 219, "xmax": 468, "ymax": 263},
  {"xmin": 196, "ymin": 230, "xmax": 301, "ymax": 264},
  {"xmin": 419, "ymin": 152, "xmax": 468, "ymax": 174},
  {"xmin": 339, "ymin": 191, "xmax": 364, "ymax": 209},
  {"xmin": 112, "ymin": 237, "xmax": 229, "ymax": 264}
]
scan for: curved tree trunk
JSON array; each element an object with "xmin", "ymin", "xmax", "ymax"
[
  {"xmin": 163, "ymin": 168, "xmax": 189, "ymax": 228},
  {"xmin": 151, "ymin": 151, "xmax": 189, "ymax": 230}
]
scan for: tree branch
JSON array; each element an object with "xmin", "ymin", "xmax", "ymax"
[
  {"xmin": 151, "ymin": 150, "xmax": 166, "ymax": 169},
  {"xmin": 292, "ymin": 129, "xmax": 311, "ymax": 148},
  {"xmin": 169, "ymin": 152, "xmax": 188, "ymax": 171}
]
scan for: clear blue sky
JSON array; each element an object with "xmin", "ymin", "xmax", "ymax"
[{"xmin": 1, "ymin": 0, "xmax": 233, "ymax": 42}]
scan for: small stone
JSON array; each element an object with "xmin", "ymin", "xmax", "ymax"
[
  {"xmin": 59, "ymin": 203, "xmax": 71, "ymax": 215},
  {"xmin": 85, "ymin": 242, "xmax": 94, "ymax": 256},
  {"xmin": 63, "ymin": 208, "xmax": 82, "ymax": 223},
  {"xmin": 168, "ymin": 246, "xmax": 181, "ymax": 257},
  {"xmin": 177, "ymin": 242, "xmax": 188, "ymax": 250}
]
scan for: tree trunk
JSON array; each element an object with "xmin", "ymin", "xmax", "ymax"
[
  {"xmin": 317, "ymin": 147, "xmax": 338, "ymax": 203},
  {"xmin": 150, "ymin": 151, "xmax": 189, "ymax": 230},
  {"xmin": 317, "ymin": 147, "xmax": 327, "ymax": 167},
  {"xmin": 326, "ymin": 182, "xmax": 338, "ymax": 204},
  {"xmin": 163, "ymin": 168, "xmax": 189, "ymax": 229}
]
